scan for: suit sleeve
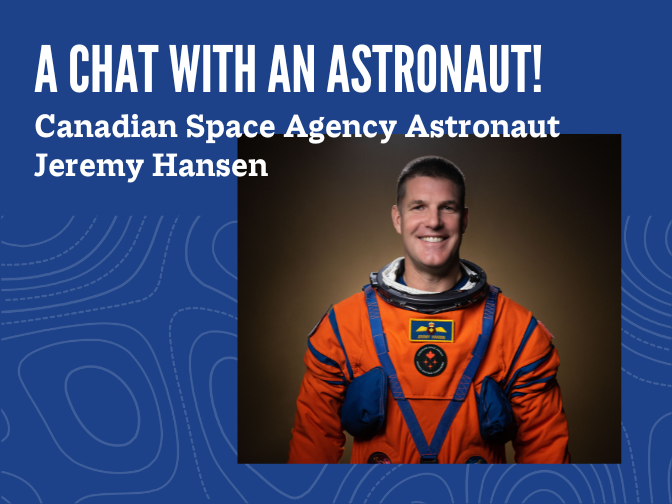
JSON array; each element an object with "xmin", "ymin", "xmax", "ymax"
[
  {"xmin": 288, "ymin": 310, "xmax": 352, "ymax": 463},
  {"xmin": 506, "ymin": 318, "xmax": 570, "ymax": 464}
]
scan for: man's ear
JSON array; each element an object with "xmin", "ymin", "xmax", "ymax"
[
  {"xmin": 461, "ymin": 207, "xmax": 469, "ymax": 234},
  {"xmin": 392, "ymin": 205, "xmax": 402, "ymax": 234}
]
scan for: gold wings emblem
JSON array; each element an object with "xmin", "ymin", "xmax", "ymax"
[{"xmin": 415, "ymin": 326, "xmax": 447, "ymax": 333}]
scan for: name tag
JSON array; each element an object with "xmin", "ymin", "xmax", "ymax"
[{"xmin": 409, "ymin": 319, "xmax": 454, "ymax": 342}]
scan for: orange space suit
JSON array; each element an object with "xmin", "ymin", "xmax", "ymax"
[{"xmin": 288, "ymin": 262, "xmax": 570, "ymax": 464}]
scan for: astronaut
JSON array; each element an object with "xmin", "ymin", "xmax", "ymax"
[{"xmin": 288, "ymin": 156, "xmax": 570, "ymax": 464}]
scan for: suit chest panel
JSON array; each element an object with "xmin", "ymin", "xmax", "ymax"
[{"xmin": 369, "ymin": 302, "xmax": 487, "ymax": 399}]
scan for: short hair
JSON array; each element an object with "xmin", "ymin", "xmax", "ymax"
[{"xmin": 396, "ymin": 156, "xmax": 466, "ymax": 208}]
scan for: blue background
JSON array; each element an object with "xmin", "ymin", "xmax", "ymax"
[{"xmin": 2, "ymin": 1, "xmax": 671, "ymax": 503}]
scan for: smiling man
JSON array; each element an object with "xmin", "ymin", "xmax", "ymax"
[{"xmin": 288, "ymin": 156, "xmax": 570, "ymax": 464}]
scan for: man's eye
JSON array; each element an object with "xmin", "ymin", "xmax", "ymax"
[{"xmin": 443, "ymin": 206, "xmax": 456, "ymax": 212}]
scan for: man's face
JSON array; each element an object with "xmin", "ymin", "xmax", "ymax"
[{"xmin": 392, "ymin": 176, "xmax": 468, "ymax": 275}]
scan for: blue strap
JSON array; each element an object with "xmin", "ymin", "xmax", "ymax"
[
  {"xmin": 307, "ymin": 338, "xmax": 341, "ymax": 369},
  {"xmin": 504, "ymin": 345, "xmax": 554, "ymax": 396},
  {"xmin": 363, "ymin": 283, "xmax": 499, "ymax": 461},
  {"xmin": 512, "ymin": 373, "xmax": 556, "ymax": 390},
  {"xmin": 364, "ymin": 285, "xmax": 429, "ymax": 454},
  {"xmin": 365, "ymin": 285, "xmax": 406, "ymax": 401},
  {"xmin": 328, "ymin": 309, "xmax": 354, "ymax": 381},
  {"xmin": 502, "ymin": 316, "xmax": 538, "ymax": 388}
]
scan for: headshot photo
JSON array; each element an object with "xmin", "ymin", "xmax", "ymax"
[{"xmin": 238, "ymin": 135, "xmax": 620, "ymax": 464}]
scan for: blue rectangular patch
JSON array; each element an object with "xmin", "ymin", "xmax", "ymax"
[{"xmin": 409, "ymin": 319, "xmax": 455, "ymax": 342}]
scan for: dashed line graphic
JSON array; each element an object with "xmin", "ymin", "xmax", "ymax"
[
  {"xmin": 168, "ymin": 307, "xmax": 240, "ymax": 499},
  {"xmin": 622, "ymin": 422, "xmax": 640, "ymax": 503},
  {"xmin": 6, "ymin": 217, "xmax": 145, "ymax": 301},
  {"xmin": 1, "ymin": 217, "xmax": 96, "ymax": 266},
  {"xmin": 622, "ymin": 367, "xmax": 672, "ymax": 387},
  {"xmin": 1, "ymin": 218, "xmax": 177, "ymax": 326},
  {"xmin": 363, "ymin": 465, "xmax": 402, "ymax": 504},
  {"xmin": 622, "ymin": 328, "xmax": 670, "ymax": 352}
]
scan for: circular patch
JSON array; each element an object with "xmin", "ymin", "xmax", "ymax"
[
  {"xmin": 367, "ymin": 452, "xmax": 391, "ymax": 464},
  {"xmin": 414, "ymin": 344, "xmax": 447, "ymax": 377},
  {"xmin": 465, "ymin": 456, "xmax": 487, "ymax": 464}
]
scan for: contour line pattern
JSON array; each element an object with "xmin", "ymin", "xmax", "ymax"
[
  {"xmin": 1, "ymin": 217, "xmax": 96, "ymax": 266},
  {"xmin": 6, "ymin": 217, "xmax": 145, "ymax": 301},
  {"xmin": 1, "ymin": 216, "xmax": 74, "ymax": 248},
  {"xmin": 621, "ymin": 328, "xmax": 670, "ymax": 352},
  {"xmin": 1, "ymin": 217, "xmax": 177, "ymax": 326},
  {"xmin": 170, "ymin": 307, "xmax": 246, "ymax": 501},
  {"xmin": 622, "ymin": 421, "xmax": 640, "ymax": 503}
]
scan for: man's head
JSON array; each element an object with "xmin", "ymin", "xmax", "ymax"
[
  {"xmin": 396, "ymin": 156, "xmax": 466, "ymax": 209},
  {"xmin": 392, "ymin": 156, "xmax": 468, "ymax": 279}
]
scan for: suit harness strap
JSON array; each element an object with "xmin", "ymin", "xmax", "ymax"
[{"xmin": 363, "ymin": 283, "xmax": 499, "ymax": 463}]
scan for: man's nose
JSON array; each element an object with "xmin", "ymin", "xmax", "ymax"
[{"xmin": 425, "ymin": 208, "xmax": 443, "ymax": 229}]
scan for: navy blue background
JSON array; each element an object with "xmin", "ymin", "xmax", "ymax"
[{"xmin": 2, "ymin": 1, "xmax": 671, "ymax": 503}]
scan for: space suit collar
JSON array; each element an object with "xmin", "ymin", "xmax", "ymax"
[
  {"xmin": 383, "ymin": 257, "xmax": 477, "ymax": 294},
  {"xmin": 369, "ymin": 258, "xmax": 489, "ymax": 314}
]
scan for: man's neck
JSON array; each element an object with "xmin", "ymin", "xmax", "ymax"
[{"xmin": 402, "ymin": 258, "xmax": 463, "ymax": 293}]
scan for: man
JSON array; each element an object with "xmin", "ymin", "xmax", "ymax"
[{"xmin": 288, "ymin": 156, "xmax": 569, "ymax": 464}]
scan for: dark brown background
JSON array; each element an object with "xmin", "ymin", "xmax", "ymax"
[{"xmin": 238, "ymin": 135, "xmax": 621, "ymax": 464}]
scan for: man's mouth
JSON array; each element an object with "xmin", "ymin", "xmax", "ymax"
[{"xmin": 420, "ymin": 237, "xmax": 446, "ymax": 243}]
